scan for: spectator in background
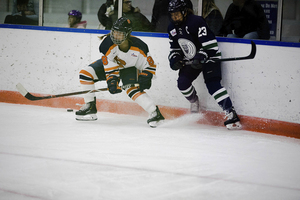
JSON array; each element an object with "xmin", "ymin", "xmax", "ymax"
[
  {"xmin": 4, "ymin": 0, "xmax": 38, "ymax": 25},
  {"xmin": 220, "ymin": 0, "xmax": 270, "ymax": 40},
  {"xmin": 151, "ymin": 0, "xmax": 193, "ymax": 33},
  {"xmin": 106, "ymin": 0, "xmax": 152, "ymax": 32},
  {"xmin": 67, "ymin": 10, "xmax": 87, "ymax": 28},
  {"xmin": 98, "ymin": 0, "xmax": 140, "ymax": 29},
  {"xmin": 97, "ymin": 0, "xmax": 115, "ymax": 29},
  {"xmin": 151, "ymin": 0, "xmax": 170, "ymax": 32},
  {"xmin": 202, "ymin": 0, "xmax": 223, "ymax": 36}
]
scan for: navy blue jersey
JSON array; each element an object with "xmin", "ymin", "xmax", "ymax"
[{"xmin": 168, "ymin": 14, "xmax": 221, "ymax": 61}]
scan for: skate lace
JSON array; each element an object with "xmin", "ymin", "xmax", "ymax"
[
  {"xmin": 79, "ymin": 103, "xmax": 90, "ymax": 111},
  {"xmin": 224, "ymin": 111, "xmax": 233, "ymax": 120},
  {"xmin": 149, "ymin": 110, "xmax": 157, "ymax": 118}
]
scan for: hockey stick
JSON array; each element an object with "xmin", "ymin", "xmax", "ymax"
[
  {"xmin": 16, "ymin": 83, "xmax": 139, "ymax": 101},
  {"xmin": 185, "ymin": 40, "xmax": 256, "ymax": 65},
  {"xmin": 216, "ymin": 40, "xmax": 256, "ymax": 62}
]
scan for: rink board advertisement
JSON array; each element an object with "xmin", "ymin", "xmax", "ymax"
[{"xmin": 259, "ymin": 1, "xmax": 278, "ymax": 39}]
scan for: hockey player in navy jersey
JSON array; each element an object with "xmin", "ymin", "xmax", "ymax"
[
  {"xmin": 76, "ymin": 17, "xmax": 164, "ymax": 127},
  {"xmin": 167, "ymin": 0, "xmax": 241, "ymax": 129}
]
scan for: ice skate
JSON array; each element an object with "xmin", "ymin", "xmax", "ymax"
[
  {"xmin": 190, "ymin": 98, "xmax": 199, "ymax": 113},
  {"xmin": 147, "ymin": 106, "xmax": 165, "ymax": 128},
  {"xmin": 76, "ymin": 98, "xmax": 97, "ymax": 121},
  {"xmin": 224, "ymin": 107, "xmax": 242, "ymax": 130}
]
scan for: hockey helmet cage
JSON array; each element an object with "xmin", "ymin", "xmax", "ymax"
[
  {"xmin": 110, "ymin": 17, "xmax": 133, "ymax": 45},
  {"xmin": 68, "ymin": 10, "xmax": 82, "ymax": 20}
]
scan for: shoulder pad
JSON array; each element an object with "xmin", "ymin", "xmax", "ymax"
[
  {"xmin": 130, "ymin": 36, "xmax": 149, "ymax": 55},
  {"xmin": 99, "ymin": 36, "xmax": 114, "ymax": 55}
]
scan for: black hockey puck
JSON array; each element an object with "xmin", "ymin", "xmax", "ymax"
[{"xmin": 67, "ymin": 108, "xmax": 73, "ymax": 112}]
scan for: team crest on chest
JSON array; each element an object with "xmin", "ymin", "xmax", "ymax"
[
  {"xmin": 178, "ymin": 38, "xmax": 196, "ymax": 60},
  {"xmin": 114, "ymin": 56, "xmax": 126, "ymax": 68}
]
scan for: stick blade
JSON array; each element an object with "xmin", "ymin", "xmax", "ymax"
[
  {"xmin": 16, "ymin": 83, "xmax": 29, "ymax": 96},
  {"xmin": 16, "ymin": 83, "xmax": 42, "ymax": 101}
]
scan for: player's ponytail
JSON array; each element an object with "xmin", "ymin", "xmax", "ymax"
[{"xmin": 98, "ymin": 33, "xmax": 110, "ymax": 41}]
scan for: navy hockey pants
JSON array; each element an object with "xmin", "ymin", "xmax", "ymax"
[{"xmin": 177, "ymin": 61, "xmax": 232, "ymax": 111}]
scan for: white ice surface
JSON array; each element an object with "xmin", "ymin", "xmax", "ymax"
[{"xmin": 0, "ymin": 103, "xmax": 300, "ymax": 200}]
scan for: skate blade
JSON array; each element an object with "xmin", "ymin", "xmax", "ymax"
[
  {"xmin": 226, "ymin": 121, "xmax": 242, "ymax": 130},
  {"xmin": 76, "ymin": 114, "xmax": 97, "ymax": 121},
  {"xmin": 148, "ymin": 119, "xmax": 165, "ymax": 128},
  {"xmin": 190, "ymin": 109, "xmax": 199, "ymax": 114}
]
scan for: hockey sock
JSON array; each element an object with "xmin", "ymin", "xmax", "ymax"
[
  {"xmin": 179, "ymin": 85, "xmax": 198, "ymax": 103},
  {"xmin": 206, "ymin": 81, "xmax": 232, "ymax": 111},
  {"xmin": 81, "ymin": 84, "xmax": 96, "ymax": 103},
  {"xmin": 134, "ymin": 93, "xmax": 157, "ymax": 114},
  {"xmin": 79, "ymin": 66, "xmax": 99, "ymax": 103},
  {"xmin": 125, "ymin": 86, "xmax": 156, "ymax": 114}
]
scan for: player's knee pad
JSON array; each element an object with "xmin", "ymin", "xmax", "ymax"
[
  {"xmin": 177, "ymin": 66, "xmax": 200, "ymax": 90},
  {"xmin": 79, "ymin": 66, "xmax": 98, "ymax": 85},
  {"xmin": 203, "ymin": 62, "xmax": 221, "ymax": 83},
  {"xmin": 177, "ymin": 76, "xmax": 193, "ymax": 91},
  {"xmin": 89, "ymin": 59, "xmax": 106, "ymax": 81}
]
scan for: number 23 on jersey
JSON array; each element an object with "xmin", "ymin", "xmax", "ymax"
[{"xmin": 198, "ymin": 26, "xmax": 207, "ymax": 38}]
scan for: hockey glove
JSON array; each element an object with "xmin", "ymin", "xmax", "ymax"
[
  {"xmin": 172, "ymin": 60, "xmax": 185, "ymax": 70},
  {"xmin": 138, "ymin": 70, "xmax": 153, "ymax": 92},
  {"xmin": 190, "ymin": 59, "xmax": 203, "ymax": 70},
  {"xmin": 169, "ymin": 51, "xmax": 184, "ymax": 71},
  {"xmin": 190, "ymin": 50, "xmax": 208, "ymax": 70},
  {"xmin": 107, "ymin": 76, "xmax": 122, "ymax": 94}
]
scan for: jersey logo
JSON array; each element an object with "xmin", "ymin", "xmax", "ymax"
[
  {"xmin": 114, "ymin": 56, "xmax": 126, "ymax": 69},
  {"xmin": 178, "ymin": 38, "xmax": 196, "ymax": 60},
  {"xmin": 170, "ymin": 28, "xmax": 177, "ymax": 37},
  {"xmin": 131, "ymin": 53, "xmax": 137, "ymax": 57}
]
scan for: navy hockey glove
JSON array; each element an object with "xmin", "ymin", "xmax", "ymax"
[
  {"xmin": 191, "ymin": 50, "xmax": 208, "ymax": 70},
  {"xmin": 138, "ymin": 70, "xmax": 153, "ymax": 92},
  {"xmin": 107, "ymin": 76, "xmax": 122, "ymax": 94},
  {"xmin": 172, "ymin": 60, "xmax": 185, "ymax": 70},
  {"xmin": 190, "ymin": 60, "xmax": 203, "ymax": 70},
  {"xmin": 169, "ymin": 51, "xmax": 184, "ymax": 71}
]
